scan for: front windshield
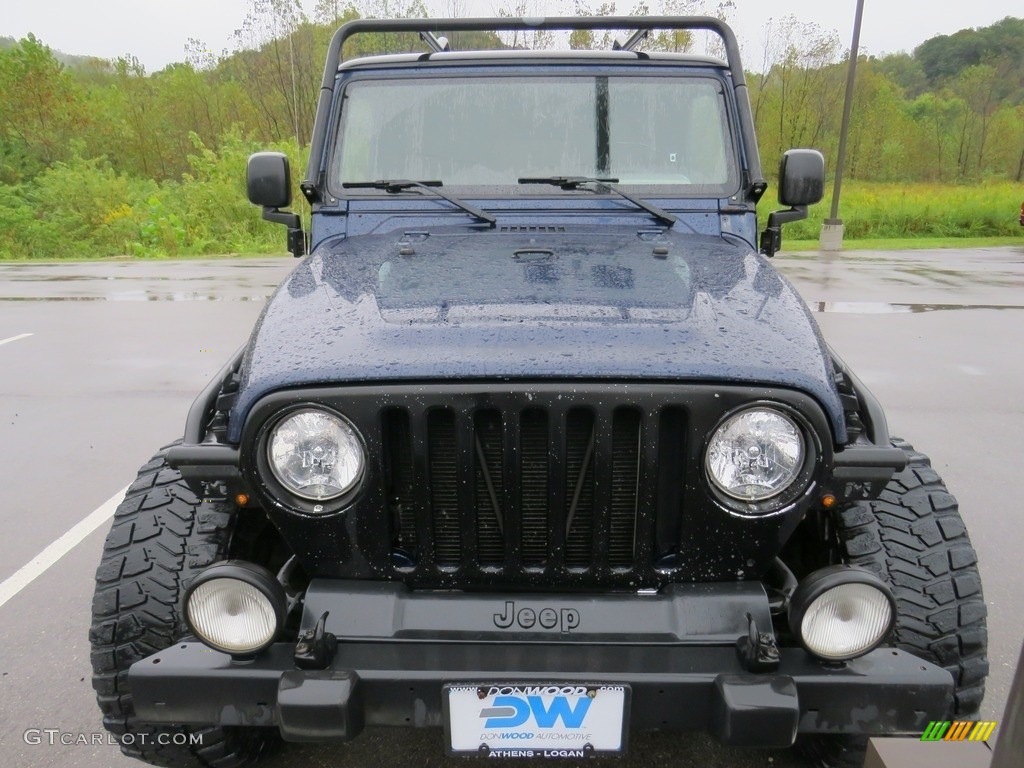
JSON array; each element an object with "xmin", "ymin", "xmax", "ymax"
[{"xmin": 332, "ymin": 75, "xmax": 738, "ymax": 194}]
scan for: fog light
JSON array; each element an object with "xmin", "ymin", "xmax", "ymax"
[
  {"xmin": 789, "ymin": 566, "xmax": 895, "ymax": 661},
  {"xmin": 184, "ymin": 561, "xmax": 286, "ymax": 657}
]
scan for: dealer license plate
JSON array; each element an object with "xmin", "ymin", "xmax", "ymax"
[{"xmin": 445, "ymin": 683, "xmax": 628, "ymax": 758}]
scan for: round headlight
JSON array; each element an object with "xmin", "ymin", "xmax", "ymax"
[
  {"xmin": 706, "ymin": 407, "xmax": 804, "ymax": 502},
  {"xmin": 184, "ymin": 562, "xmax": 285, "ymax": 656},
  {"xmin": 789, "ymin": 566, "xmax": 896, "ymax": 661},
  {"xmin": 268, "ymin": 409, "xmax": 364, "ymax": 501}
]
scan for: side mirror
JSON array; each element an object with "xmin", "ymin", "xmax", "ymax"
[
  {"xmin": 759, "ymin": 149, "xmax": 825, "ymax": 257},
  {"xmin": 778, "ymin": 149, "xmax": 825, "ymax": 207},
  {"xmin": 247, "ymin": 152, "xmax": 292, "ymax": 208},
  {"xmin": 247, "ymin": 151, "xmax": 306, "ymax": 258}
]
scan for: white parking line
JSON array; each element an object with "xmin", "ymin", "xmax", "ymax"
[
  {"xmin": 0, "ymin": 332, "xmax": 33, "ymax": 347},
  {"xmin": 0, "ymin": 485, "xmax": 129, "ymax": 610}
]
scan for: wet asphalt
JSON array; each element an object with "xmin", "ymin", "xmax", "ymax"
[{"xmin": 0, "ymin": 246, "xmax": 1022, "ymax": 768}]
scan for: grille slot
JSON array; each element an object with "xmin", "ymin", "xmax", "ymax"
[
  {"xmin": 564, "ymin": 408, "xmax": 595, "ymax": 566},
  {"xmin": 474, "ymin": 410, "xmax": 505, "ymax": 565},
  {"xmin": 427, "ymin": 409, "xmax": 460, "ymax": 566},
  {"xmin": 382, "ymin": 408, "xmax": 417, "ymax": 558},
  {"xmin": 609, "ymin": 407, "xmax": 642, "ymax": 567},
  {"xmin": 519, "ymin": 409, "xmax": 549, "ymax": 566}
]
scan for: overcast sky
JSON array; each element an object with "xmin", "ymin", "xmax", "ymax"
[{"xmin": 3, "ymin": 0, "xmax": 1021, "ymax": 72}]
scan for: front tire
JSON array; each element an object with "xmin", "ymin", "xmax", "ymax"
[
  {"xmin": 89, "ymin": 444, "xmax": 274, "ymax": 767},
  {"xmin": 798, "ymin": 439, "xmax": 989, "ymax": 768}
]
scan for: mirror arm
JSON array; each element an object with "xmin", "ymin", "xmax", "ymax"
[
  {"xmin": 262, "ymin": 206, "xmax": 307, "ymax": 259},
  {"xmin": 759, "ymin": 205, "xmax": 807, "ymax": 258}
]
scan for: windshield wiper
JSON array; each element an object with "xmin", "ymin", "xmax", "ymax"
[
  {"xmin": 342, "ymin": 179, "xmax": 496, "ymax": 227},
  {"xmin": 519, "ymin": 176, "xmax": 677, "ymax": 227}
]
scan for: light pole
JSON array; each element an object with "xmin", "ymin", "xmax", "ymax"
[{"xmin": 821, "ymin": 0, "xmax": 865, "ymax": 251}]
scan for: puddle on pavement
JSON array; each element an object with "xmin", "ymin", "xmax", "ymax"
[
  {"xmin": 3, "ymin": 296, "xmax": 1021, "ymax": 310},
  {"xmin": 0, "ymin": 293, "xmax": 271, "ymax": 302},
  {"xmin": 809, "ymin": 301, "xmax": 1024, "ymax": 314}
]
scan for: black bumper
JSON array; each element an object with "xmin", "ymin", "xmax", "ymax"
[
  {"xmin": 128, "ymin": 583, "xmax": 953, "ymax": 748},
  {"xmin": 130, "ymin": 642, "xmax": 951, "ymax": 747}
]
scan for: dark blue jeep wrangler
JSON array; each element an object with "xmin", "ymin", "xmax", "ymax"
[{"xmin": 89, "ymin": 16, "xmax": 988, "ymax": 768}]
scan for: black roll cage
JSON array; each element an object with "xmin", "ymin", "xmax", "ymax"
[{"xmin": 301, "ymin": 16, "xmax": 766, "ymax": 204}]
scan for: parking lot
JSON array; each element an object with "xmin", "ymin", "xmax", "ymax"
[{"xmin": 0, "ymin": 246, "xmax": 1021, "ymax": 768}]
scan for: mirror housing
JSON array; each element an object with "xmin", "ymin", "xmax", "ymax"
[
  {"xmin": 247, "ymin": 152, "xmax": 306, "ymax": 258},
  {"xmin": 760, "ymin": 149, "xmax": 825, "ymax": 258},
  {"xmin": 778, "ymin": 149, "xmax": 825, "ymax": 207},
  {"xmin": 247, "ymin": 152, "xmax": 292, "ymax": 208}
]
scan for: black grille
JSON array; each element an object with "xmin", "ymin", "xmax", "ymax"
[{"xmin": 382, "ymin": 396, "xmax": 686, "ymax": 583}]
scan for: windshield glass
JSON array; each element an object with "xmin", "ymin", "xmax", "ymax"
[{"xmin": 332, "ymin": 75, "xmax": 738, "ymax": 194}]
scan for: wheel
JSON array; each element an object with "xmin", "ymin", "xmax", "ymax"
[
  {"xmin": 89, "ymin": 443, "xmax": 275, "ymax": 767},
  {"xmin": 797, "ymin": 438, "xmax": 989, "ymax": 768}
]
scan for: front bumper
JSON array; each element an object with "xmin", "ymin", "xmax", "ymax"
[
  {"xmin": 128, "ymin": 582, "xmax": 953, "ymax": 748},
  {"xmin": 130, "ymin": 642, "xmax": 951, "ymax": 747}
]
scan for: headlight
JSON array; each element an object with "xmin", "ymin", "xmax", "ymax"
[
  {"xmin": 268, "ymin": 408, "xmax": 364, "ymax": 501},
  {"xmin": 706, "ymin": 407, "xmax": 804, "ymax": 502},
  {"xmin": 789, "ymin": 566, "xmax": 896, "ymax": 661},
  {"xmin": 184, "ymin": 561, "xmax": 286, "ymax": 657}
]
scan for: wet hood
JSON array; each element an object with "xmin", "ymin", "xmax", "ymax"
[{"xmin": 229, "ymin": 229, "xmax": 844, "ymax": 441}]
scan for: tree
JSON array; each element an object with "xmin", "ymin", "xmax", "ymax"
[
  {"xmin": 0, "ymin": 35, "xmax": 84, "ymax": 182},
  {"xmin": 952, "ymin": 65, "xmax": 1000, "ymax": 177},
  {"xmin": 876, "ymin": 52, "xmax": 927, "ymax": 99},
  {"xmin": 908, "ymin": 91, "xmax": 964, "ymax": 181}
]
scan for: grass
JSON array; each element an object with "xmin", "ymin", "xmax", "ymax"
[
  {"xmin": 782, "ymin": 235, "xmax": 1023, "ymax": 253},
  {"xmin": 787, "ymin": 181, "xmax": 1024, "ymax": 240}
]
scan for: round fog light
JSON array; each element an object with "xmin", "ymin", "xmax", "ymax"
[
  {"xmin": 184, "ymin": 562, "xmax": 285, "ymax": 656},
  {"xmin": 789, "ymin": 566, "xmax": 895, "ymax": 661}
]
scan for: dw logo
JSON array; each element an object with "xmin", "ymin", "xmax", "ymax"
[{"xmin": 480, "ymin": 696, "xmax": 592, "ymax": 729}]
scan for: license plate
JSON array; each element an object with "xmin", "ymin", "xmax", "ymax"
[{"xmin": 445, "ymin": 684, "xmax": 629, "ymax": 758}]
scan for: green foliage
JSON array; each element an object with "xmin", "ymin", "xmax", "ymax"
[
  {"xmin": 914, "ymin": 17, "xmax": 1024, "ymax": 88},
  {"xmin": 0, "ymin": 155, "xmax": 155, "ymax": 258},
  {"xmin": 169, "ymin": 129, "xmax": 305, "ymax": 254},
  {"xmin": 0, "ymin": 7, "xmax": 1022, "ymax": 260},
  {"xmin": 0, "ymin": 133, "xmax": 298, "ymax": 259}
]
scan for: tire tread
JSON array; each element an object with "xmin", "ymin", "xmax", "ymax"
[
  {"xmin": 797, "ymin": 439, "xmax": 988, "ymax": 768},
  {"xmin": 89, "ymin": 444, "xmax": 270, "ymax": 768}
]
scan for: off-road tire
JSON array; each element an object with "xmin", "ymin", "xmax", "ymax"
[
  {"xmin": 797, "ymin": 438, "xmax": 989, "ymax": 768},
  {"xmin": 89, "ymin": 443, "xmax": 275, "ymax": 767}
]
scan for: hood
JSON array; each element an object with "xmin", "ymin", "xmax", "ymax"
[{"xmin": 229, "ymin": 228, "xmax": 844, "ymax": 441}]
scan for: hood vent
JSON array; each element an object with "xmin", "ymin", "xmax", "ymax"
[{"xmin": 499, "ymin": 226, "xmax": 566, "ymax": 233}]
